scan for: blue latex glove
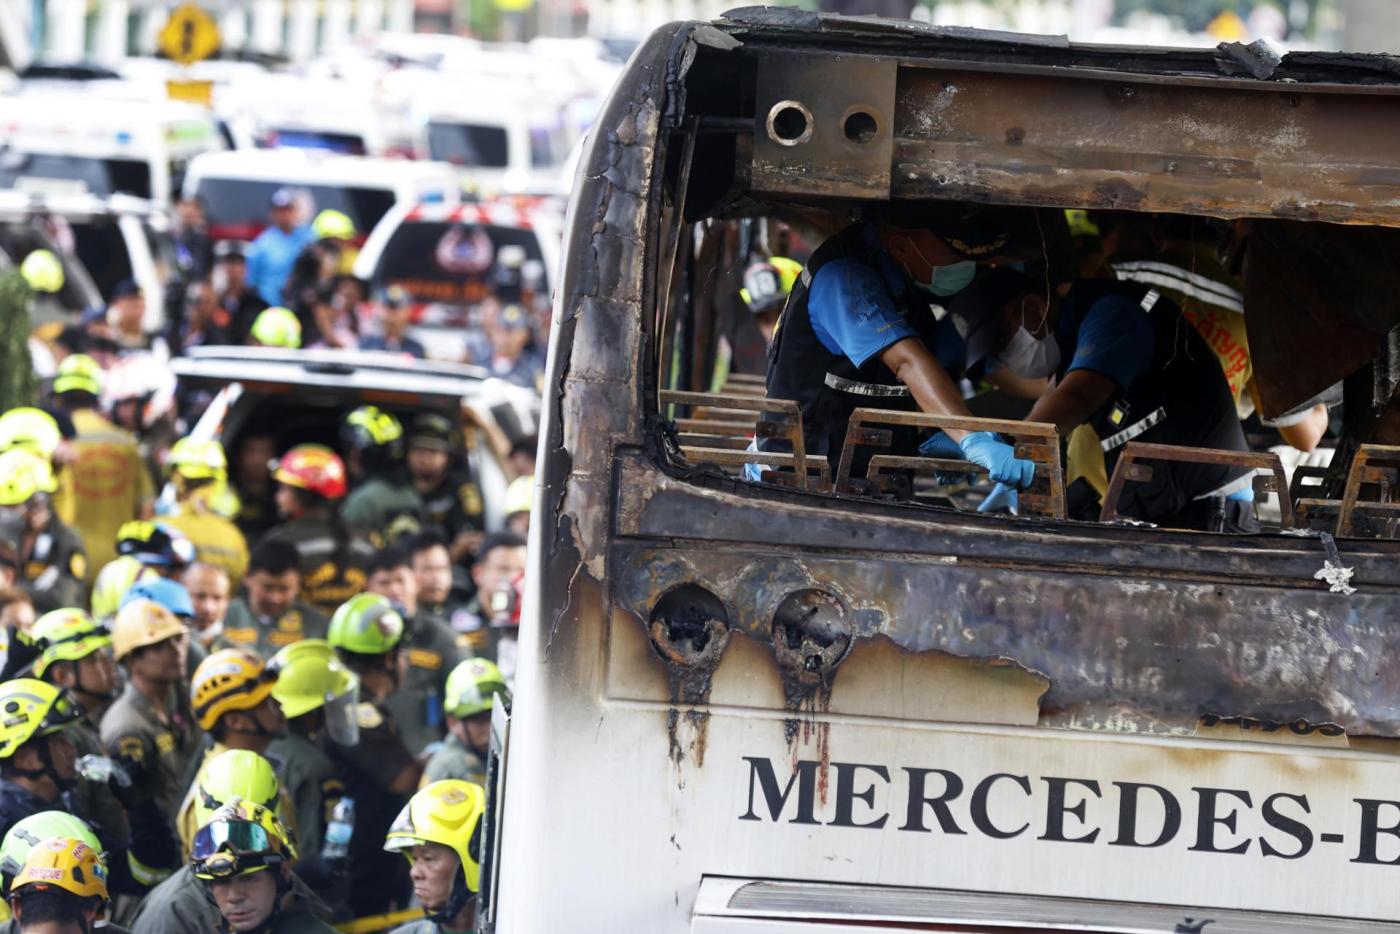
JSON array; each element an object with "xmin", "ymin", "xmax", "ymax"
[
  {"xmin": 977, "ymin": 482, "xmax": 1019, "ymax": 514},
  {"xmin": 958, "ymin": 431, "xmax": 1036, "ymax": 488},
  {"xmin": 918, "ymin": 430, "xmax": 977, "ymax": 486}
]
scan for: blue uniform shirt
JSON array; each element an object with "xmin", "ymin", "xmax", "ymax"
[
  {"xmin": 246, "ymin": 224, "xmax": 315, "ymax": 306},
  {"xmin": 1056, "ymin": 291, "xmax": 1155, "ymax": 391}
]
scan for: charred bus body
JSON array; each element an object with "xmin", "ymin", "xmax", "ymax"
[{"xmin": 494, "ymin": 12, "xmax": 1400, "ymax": 933}]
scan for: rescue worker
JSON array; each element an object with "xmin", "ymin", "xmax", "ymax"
[
  {"xmin": 404, "ymin": 415, "xmax": 484, "ymax": 564},
  {"xmin": 99, "ymin": 599, "xmax": 195, "ymax": 888},
  {"xmin": 7, "ymin": 836, "xmax": 111, "ymax": 934},
  {"xmin": 183, "ymin": 562, "xmax": 232, "ymax": 653},
  {"xmin": 110, "ymin": 521, "xmax": 196, "ymax": 581},
  {"xmin": 339, "ymin": 407, "xmax": 423, "ymax": 547},
  {"xmin": 407, "ymin": 533, "xmax": 470, "ymax": 635},
  {"xmin": 28, "ymin": 610, "xmax": 128, "ymax": 852},
  {"xmin": 263, "ymin": 445, "xmax": 372, "ymax": 616},
  {"xmin": 382, "ymin": 780, "xmax": 487, "ymax": 934},
  {"xmin": 0, "ymin": 451, "xmax": 86, "ymax": 614},
  {"xmin": 326, "ymin": 594, "xmax": 421, "ymax": 917},
  {"xmin": 178, "ymin": 653, "xmax": 288, "ymax": 855},
  {"xmin": 452, "ymin": 532, "xmax": 526, "ymax": 660},
  {"xmin": 231, "ymin": 434, "xmax": 279, "ymax": 541},
  {"xmin": 0, "ymin": 680, "xmax": 81, "ymax": 844},
  {"xmin": 0, "ymin": 408, "xmax": 73, "ymax": 529},
  {"xmin": 223, "ymin": 540, "xmax": 328, "ymax": 659},
  {"xmin": 179, "ymin": 750, "xmax": 303, "ymax": 877},
  {"xmin": 422, "ymin": 659, "xmax": 508, "ymax": 787},
  {"xmin": 248, "ymin": 307, "xmax": 303, "ymax": 350},
  {"xmin": 739, "ymin": 256, "xmax": 803, "ymax": 343},
  {"xmin": 160, "ymin": 439, "xmax": 249, "ymax": 588},
  {"xmin": 191, "ymin": 801, "xmax": 335, "ymax": 934},
  {"xmin": 0, "ymin": 811, "xmax": 129, "ymax": 932},
  {"xmin": 88, "ymin": 555, "xmax": 151, "ymax": 625},
  {"xmin": 265, "ymin": 640, "xmax": 356, "ymax": 857},
  {"xmin": 758, "ymin": 205, "xmax": 1036, "ymax": 483},
  {"xmin": 49, "ymin": 354, "xmax": 155, "ymax": 577},
  {"xmin": 365, "ymin": 547, "xmax": 463, "ymax": 756},
  {"xmin": 958, "ymin": 268, "xmax": 1258, "ymax": 531},
  {"xmin": 119, "ymin": 577, "xmax": 203, "ymax": 673}
]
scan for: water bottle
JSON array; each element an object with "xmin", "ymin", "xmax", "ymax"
[
  {"xmin": 322, "ymin": 797, "xmax": 355, "ymax": 861},
  {"xmin": 76, "ymin": 755, "xmax": 131, "ymax": 788}
]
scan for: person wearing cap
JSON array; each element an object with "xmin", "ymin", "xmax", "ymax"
[
  {"xmin": 161, "ymin": 439, "xmax": 249, "ymax": 589},
  {"xmin": 215, "ymin": 243, "xmax": 268, "ymax": 346},
  {"xmin": 422, "ymin": 659, "xmax": 508, "ymax": 787},
  {"xmin": 49, "ymin": 355, "xmax": 154, "ymax": 580},
  {"xmin": 482, "ymin": 304, "xmax": 541, "ymax": 389},
  {"xmin": 0, "ymin": 451, "xmax": 86, "ymax": 614},
  {"xmin": 99, "ymin": 599, "xmax": 196, "ymax": 888},
  {"xmin": 246, "ymin": 190, "xmax": 315, "ymax": 308},
  {"xmin": 339, "ymin": 408, "xmax": 423, "ymax": 548},
  {"xmin": 405, "ymin": 415, "xmax": 485, "ymax": 564},
  {"xmin": 221, "ymin": 539, "xmax": 329, "ymax": 661},
  {"xmin": 104, "ymin": 280, "xmax": 166, "ymax": 360},
  {"xmin": 382, "ymin": 780, "xmax": 487, "ymax": 934},
  {"xmin": 359, "ymin": 287, "xmax": 426, "ymax": 359},
  {"xmin": 758, "ymin": 204, "xmax": 1038, "ymax": 486},
  {"xmin": 260, "ymin": 445, "xmax": 373, "ymax": 617},
  {"xmin": 949, "ymin": 267, "xmax": 1259, "ymax": 531}
]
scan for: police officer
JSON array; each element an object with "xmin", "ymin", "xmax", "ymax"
[
  {"xmin": 266, "ymin": 640, "xmax": 356, "ymax": 857},
  {"xmin": 222, "ymin": 539, "xmax": 329, "ymax": 659},
  {"xmin": 423, "ymin": 659, "xmax": 508, "ymax": 787},
  {"xmin": 339, "ymin": 407, "xmax": 423, "ymax": 547},
  {"xmin": 365, "ymin": 546, "xmax": 464, "ymax": 756},
  {"xmin": 160, "ymin": 438, "xmax": 250, "ymax": 589},
  {"xmin": 0, "ymin": 451, "xmax": 86, "ymax": 614},
  {"xmin": 262, "ymin": 445, "xmax": 373, "ymax": 616},
  {"xmin": 404, "ymin": 415, "xmax": 485, "ymax": 564},
  {"xmin": 382, "ymin": 781, "xmax": 487, "ymax": 934},
  {"xmin": 326, "ymin": 594, "xmax": 421, "ymax": 918},
  {"xmin": 99, "ymin": 599, "xmax": 195, "ymax": 888},
  {"xmin": 759, "ymin": 204, "xmax": 1036, "ymax": 485},
  {"xmin": 962, "ymin": 268, "xmax": 1257, "ymax": 530},
  {"xmin": 0, "ymin": 679, "xmax": 82, "ymax": 844}
]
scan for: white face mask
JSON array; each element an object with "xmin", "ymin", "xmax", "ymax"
[{"xmin": 994, "ymin": 297, "xmax": 1060, "ymax": 379}]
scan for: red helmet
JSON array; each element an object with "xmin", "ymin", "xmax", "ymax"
[{"xmin": 272, "ymin": 444, "xmax": 348, "ymax": 500}]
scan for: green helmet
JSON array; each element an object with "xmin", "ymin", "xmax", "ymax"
[
  {"xmin": 327, "ymin": 594, "xmax": 404, "ymax": 657},
  {"xmin": 0, "ymin": 811, "xmax": 100, "ymax": 888},
  {"xmin": 270, "ymin": 639, "xmax": 360, "ymax": 745},
  {"xmin": 31, "ymin": 608, "xmax": 112, "ymax": 678},
  {"xmin": 312, "ymin": 209, "xmax": 355, "ymax": 241},
  {"xmin": 195, "ymin": 749, "xmax": 282, "ymax": 830},
  {"xmin": 444, "ymin": 658, "xmax": 509, "ymax": 719},
  {"xmin": 249, "ymin": 307, "xmax": 302, "ymax": 349},
  {"xmin": 0, "ymin": 408, "xmax": 63, "ymax": 460},
  {"xmin": 19, "ymin": 250, "xmax": 64, "ymax": 294},
  {"xmin": 53, "ymin": 353, "xmax": 103, "ymax": 397}
]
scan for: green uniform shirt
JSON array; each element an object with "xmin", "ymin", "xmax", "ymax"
[
  {"xmin": 261, "ymin": 517, "xmax": 375, "ymax": 616},
  {"xmin": 382, "ymin": 611, "xmax": 465, "ymax": 756},
  {"xmin": 223, "ymin": 596, "xmax": 329, "ymax": 660},
  {"xmin": 68, "ymin": 712, "xmax": 131, "ymax": 844},
  {"xmin": 341, "ymin": 477, "xmax": 424, "ymax": 546},
  {"xmin": 19, "ymin": 515, "xmax": 87, "ymax": 614},
  {"xmin": 265, "ymin": 730, "xmax": 343, "ymax": 856},
  {"xmin": 422, "ymin": 732, "xmax": 486, "ymax": 787},
  {"xmin": 99, "ymin": 682, "xmax": 197, "ymax": 819},
  {"xmin": 128, "ymin": 865, "xmax": 334, "ymax": 934}
]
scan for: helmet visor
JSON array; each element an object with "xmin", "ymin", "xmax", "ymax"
[
  {"xmin": 323, "ymin": 686, "xmax": 359, "ymax": 747},
  {"xmin": 191, "ymin": 820, "xmax": 275, "ymax": 865}
]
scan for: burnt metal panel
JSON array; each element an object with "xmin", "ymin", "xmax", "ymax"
[{"xmin": 751, "ymin": 49, "xmax": 896, "ymax": 199}]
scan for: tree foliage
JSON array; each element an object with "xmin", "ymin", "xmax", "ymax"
[{"xmin": 0, "ymin": 272, "xmax": 38, "ymax": 412}]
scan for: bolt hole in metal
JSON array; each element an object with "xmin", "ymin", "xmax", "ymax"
[
  {"xmin": 842, "ymin": 109, "xmax": 879, "ymax": 145},
  {"xmin": 767, "ymin": 100, "xmax": 814, "ymax": 147},
  {"xmin": 648, "ymin": 583, "xmax": 730, "ymax": 667}
]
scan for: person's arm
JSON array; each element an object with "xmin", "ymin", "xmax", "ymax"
[
  {"xmin": 986, "ymin": 369, "xmax": 1051, "ymax": 401},
  {"xmin": 1276, "ymin": 403, "xmax": 1329, "ymax": 453},
  {"xmin": 1025, "ymin": 369, "xmax": 1117, "ymax": 438},
  {"xmin": 877, "ymin": 338, "xmax": 978, "ymax": 441}
]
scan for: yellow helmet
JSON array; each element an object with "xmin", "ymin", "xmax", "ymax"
[
  {"xmin": 1064, "ymin": 208, "xmax": 1102, "ymax": 239},
  {"xmin": 10, "ymin": 837, "xmax": 107, "ymax": 905},
  {"xmin": 90, "ymin": 557, "xmax": 154, "ymax": 622},
  {"xmin": 19, "ymin": 250, "xmax": 64, "ymax": 294},
  {"xmin": 166, "ymin": 438, "xmax": 227, "ymax": 482},
  {"xmin": 109, "ymin": 598, "xmax": 185, "ymax": 662},
  {"xmin": 444, "ymin": 658, "xmax": 509, "ymax": 719},
  {"xmin": 0, "ymin": 408, "xmax": 62, "ymax": 459},
  {"xmin": 269, "ymin": 640, "xmax": 359, "ymax": 745},
  {"xmin": 194, "ymin": 750, "xmax": 283, "ymax": 832},
  {"xmin": 0, "ymin": 680, "xmax": 81, "ymax": 760},
  {"xmin": 191, "ymin": 649, "xmax": 278, "ymax": 732},
  {"xmin": 0, "ymin": 450, "xmax": 58, "ymax": 506},
  {"xmin": 53, "ymin": 354, "xmax": 103, "ymax": 397},
  {"xmin": 503, "ymin": 475, "xmax": 532, "ymax": 517},
  {"xmin": 191, "ymin": 801, "xmax": 294, "ymax": 882},
  {"xmin": 312, "ymin": 209, "xmax": 356, "ymax": 241},
  {"xmin": 384, "ymin": 780, "xmax": 486, "ymax": 897},
  {"xmin": 249, "ymin": 307, "xmax": 301, "ymax": 349},
  {"xmin": 31, "ymin": 609, "xmax": 111, "ymax": 678}
]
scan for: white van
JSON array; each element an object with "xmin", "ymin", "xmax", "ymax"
[
  {"xmin": 0, "ymin": 92, "xmax": 222, "ymax": 206},
  {"xmin": 215, "ymin": 74, "xmax": 418, "ymax": 158},
  {"xmin": 182, "ymin": 149, "xmax": 461, "ymax": 244},
  {"xmin": 415, "ymin": 92, "xmax": 574, "ymax": 197}
]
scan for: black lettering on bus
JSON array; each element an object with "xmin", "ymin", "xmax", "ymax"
[
  {"xmin": 739, "ymin": 756, "xmax": 821, "ymax": 825},
  {"xmin": 1189, "ymin": 787, "xmax": 1253, "ymax": 855},
  {"xmin": 899, "ymin": 768, "xmax": 966, "ymax": 835},
  {"xmin": 970, "ymin": 773, "xmax": 1032, "ymax": 840},
  {"xmin": 1352, "ymin": 799, "xmax": 1400, "ymax": 865},
  {"xmin": 830, "ymin": 763, "xmax": 890, "ymax": 830},
  {"xmin": 1039, "ymin": 777, "xmax": 1102, "ymax": 844},
  {"xmin": 1259, "ymin": 793, "xmax": 1313, "ymax": 859},
  {"xmin": 1110, "ymin": 782, "xmax": 1181, "ymax": 848}
]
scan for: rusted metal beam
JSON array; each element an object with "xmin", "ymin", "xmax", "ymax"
[{"xmin": 1101, "ymin": 442, "xmax": 1293, "ymax": 528}]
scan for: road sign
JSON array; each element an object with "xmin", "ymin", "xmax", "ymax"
[
  {"xmin": 166, "ymin": 79, "xmax": 214, "ymax": 107},
  {"xmin": 158, "ymin": 4, "xmax": 221, "ymax": 67}
]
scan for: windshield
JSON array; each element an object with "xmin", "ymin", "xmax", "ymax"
[
  {"xmin": 529, "ymin": 125, "xmax": 567, "ymax": 169},
  {"xmin": 194, "ymin": 178, "xmax": 399, "ymax": 240},
  {"xmin": 263, "ymin": 129, "xmax": 369, "ymax": 155},
  {"xmin": 427, "ymin": 121, "xmax": 509, "ymax": 169},
  {"xmin": 0, "ymin": 151, "xmax": 153, "ymax": 200},
  {"xmin": 368, "ymin": 219, "xmax": 546, "ymax": 304}
]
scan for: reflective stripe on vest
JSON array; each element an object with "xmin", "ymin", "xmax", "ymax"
[
  {"xmin": 824, "ymin": 372, "xmax": 913, "ymax": 398},
  {"xmin": 1100, "ymin": 406, "xmax": 1166, "ymax": 452}
]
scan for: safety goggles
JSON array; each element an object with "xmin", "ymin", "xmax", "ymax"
[{"xmin": 191, "ymin": 819, "xmax": 278, "ymax": 866}]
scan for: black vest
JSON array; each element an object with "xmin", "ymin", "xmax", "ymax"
[
  {"xmin": 1058, "ymin": 279, "xmax": 1251, "ymax": 522},
  {"xmin": 764, "ymin": 225, "xmax": 948, "ymax": 470}
]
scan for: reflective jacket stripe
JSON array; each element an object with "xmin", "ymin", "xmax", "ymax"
[
  {"xmin": 1100, "ymin": 407, "xmax": 1167, "ymax": 452},
  {"xmin": 823, "ymin": 372, "xmax": 912, "ymax": 398},
  {"xmin": 1114, "ymin": 262, "xmax": 1244, "ymax": 314}
]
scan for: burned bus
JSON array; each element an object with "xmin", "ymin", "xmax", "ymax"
[{"xmin": 489, "ymin": 10, "xmax": 1400, "ymax": 932}]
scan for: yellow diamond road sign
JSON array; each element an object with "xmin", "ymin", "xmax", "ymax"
[{"xmin": 158, "ymin": 4, "xmax": 221, "ymax": 67}]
